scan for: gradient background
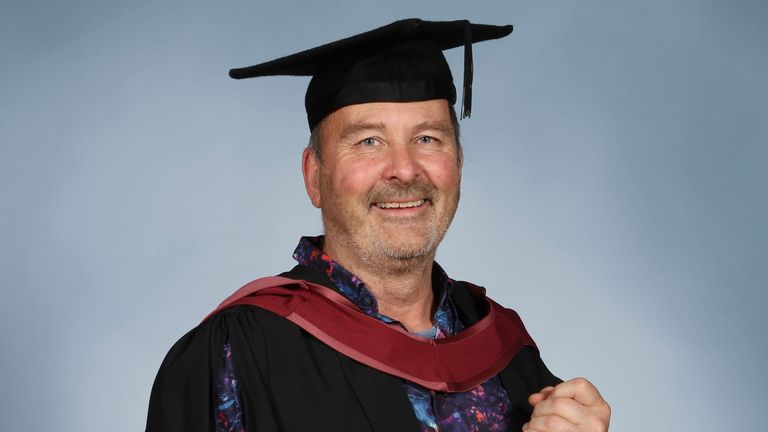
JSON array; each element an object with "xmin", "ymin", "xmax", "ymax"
[{"xmin": 1, "ymin": 1, "xmax": 766, "ymax": 431}]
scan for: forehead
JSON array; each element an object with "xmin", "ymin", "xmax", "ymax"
[{"xmin": 321, "ymin": 99, "xmax": 453, "ymax": 134}]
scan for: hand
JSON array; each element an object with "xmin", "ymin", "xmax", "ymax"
[{"xmin": 522, "ymin": 377, "xmax": 610, "ymax": 432}]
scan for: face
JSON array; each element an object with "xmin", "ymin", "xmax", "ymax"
[{"xmin": 302, "ymin": 99, "xmax": 462, "ymax": 270}]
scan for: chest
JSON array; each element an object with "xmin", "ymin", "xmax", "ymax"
[{"xmin": 231, "ymin": 313, "xmax": 537, "ymax": 432}]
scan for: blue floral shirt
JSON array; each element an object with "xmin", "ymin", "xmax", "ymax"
[{"xmin": 214, "ymin": 236, "xmax": 513, "ymax": 432}]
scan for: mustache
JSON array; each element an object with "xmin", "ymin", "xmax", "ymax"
[{"xmin": 366, "ymin": 179, "xmax": 436, "ymax": 204}]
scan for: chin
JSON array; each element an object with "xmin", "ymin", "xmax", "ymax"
[{"xmin": 370, "ymin": 231, "xmax": 438, "ymax": 261}]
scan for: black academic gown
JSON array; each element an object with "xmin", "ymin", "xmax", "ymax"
[{"xmin": 146, "ymin": 265, "xmax": 561, "ymax": 431}]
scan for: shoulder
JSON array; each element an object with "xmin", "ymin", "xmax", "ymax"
[
  {"xmin": 150, "ymin": 305, "xmax": 272, "ymax": 379},
  {"xmin": 449, "ymin": 279, "xmax": 529, "ymax": 329},
  {"xmin": 147, "ymin": 304, "xmax": 303, "ymax": 431},
  {"xmin": 151, "ymin": 302, "xmax": 303, "ymax": 385},
  {"xmin": 447, "ymin": 278, "xmax": 561, "ymax": 385},
  {"xmin": 157, "ymin": 267, "xmax": 335, "ymax": 369}
]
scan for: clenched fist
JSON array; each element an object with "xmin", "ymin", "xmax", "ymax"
[{"xmin": 523, "ymin": 377, "xmax": 610, "ymax": 432}]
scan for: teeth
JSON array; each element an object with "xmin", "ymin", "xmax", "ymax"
[{"xmin": 376, "ymin": 199, "xmax": 424, "ymax": 209}]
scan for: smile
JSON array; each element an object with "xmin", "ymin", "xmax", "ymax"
[{"xmin": 375, "ymin": 199, "xmax": 425, "ymax": 209}]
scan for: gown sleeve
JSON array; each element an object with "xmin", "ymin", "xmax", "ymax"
[
  {"xmin": 498, "ymin": 345, "xmax": 563, "ymax": 427},
  {"xmin": 146, "ymin": 309, "xmax": 240, "ymax": 432},
  {"xmin": 147, "ymin": 306, "xmax": 287, "ymax": 432}
]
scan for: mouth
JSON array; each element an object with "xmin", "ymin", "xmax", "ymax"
[{"xmin": 373, "ymin": 199, "xmax": 426, "ymax": 209}]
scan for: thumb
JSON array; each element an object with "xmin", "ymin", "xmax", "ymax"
[{"xmin": 528, "ymin": 386, "xmax": 556, "ymax": 406}]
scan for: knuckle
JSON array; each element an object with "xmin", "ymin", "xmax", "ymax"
[
  {"xmin": 571, "ymin": 377, "xmax": 590, "ymax": 389},
  {"xmin": 551, "ymin": 396, "xmax": 571, "ymax": 411},
  {"xmin": 595, "ymin": 417, "xmax": 610, "ymax": 432},
  {"xmin": 602, "ymin": 400, "xmax": 612, "ymax": 416},
  {"xmin": 586, "ymin": 410, "xmax": 610, "ymax": 432},
  {"xmin": 544, "ymin": 415, "xmax": 560, "ymax": 428}
]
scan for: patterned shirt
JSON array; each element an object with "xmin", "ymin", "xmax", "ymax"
[{"xmin": 214, "ymin": 236, "xmax": 513, "ymax": 432}]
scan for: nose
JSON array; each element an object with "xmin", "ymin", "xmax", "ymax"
[{"xmin": 384, "ymin": 143, "xmax": 418, "ymax": 183}]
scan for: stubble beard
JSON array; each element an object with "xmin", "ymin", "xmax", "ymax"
[{"xmin": 320, "ymin": 179, "xmax": 459, "ymax": 275}]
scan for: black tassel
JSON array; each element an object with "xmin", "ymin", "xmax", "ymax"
[{"xmin": 461, "ymin": 20, "xmax": 473, "ymax": 119}]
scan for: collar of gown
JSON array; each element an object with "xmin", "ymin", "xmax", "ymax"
[{"xmin": 205, "ymin": 276, "xmax": 536, "ymax": 393}]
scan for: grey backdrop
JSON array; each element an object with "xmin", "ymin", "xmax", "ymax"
[{"xmin": 1, "ymin": 1, "xmax": 766, "ymax": 431}]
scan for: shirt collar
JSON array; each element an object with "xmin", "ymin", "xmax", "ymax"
[{"xmin": 292, "ymin": 236, "xmax": 455, "ymax": 325}]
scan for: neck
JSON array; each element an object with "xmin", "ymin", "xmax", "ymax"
[
  {"xmin": 323, "ymin": 238, "xmax": 436, "ymax": 333},
  {"xmin": 359, "ymin": 263, "xmax": 435, "ymax": 333}
]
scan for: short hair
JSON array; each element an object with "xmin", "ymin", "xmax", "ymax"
[{"xmin": 307, "ymin": 105, "xmax": 462, "ymax": 163}]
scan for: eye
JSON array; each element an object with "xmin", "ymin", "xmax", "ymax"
[
  {"xmin": 359, "ymin": 137, "xmax": 379, "ymax": 146},
  {"xmin": 416, "ymin": 135, "xmax": 435, "ymax": 144}
]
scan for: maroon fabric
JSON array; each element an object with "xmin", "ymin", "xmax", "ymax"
[{"xmin": 205, "ymin": 276, "xmax": 537, "ymax": 393}]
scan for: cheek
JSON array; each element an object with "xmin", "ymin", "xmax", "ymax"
[
  {"xmin": 330, "ymin": 161, "xmax": 380, "ymax": 197},
  {"xmin": 424, "ymin": 157, "xmax": 461, "ymax": 191}
]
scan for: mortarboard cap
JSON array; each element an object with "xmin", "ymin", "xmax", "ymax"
[{"xmin": 229, "ymin": 18, "xmax": 513, "ymax": 131}]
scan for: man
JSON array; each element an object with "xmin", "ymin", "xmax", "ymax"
[{"xmin": 147, "ymin": 19, "xmax": 610, "ymax": 432}]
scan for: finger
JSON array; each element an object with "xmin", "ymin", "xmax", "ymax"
[
  {"xmin": 521, "ymin": 422, "xmax": 543, "ymax": 432},
  {"xmin": 539, "ymin": 385, "xmax": 556, "ymax": 394},
  {"xmin": 534, "ymin": 383, "xmax": 612, "ymax": 431},
  {"xmin": 530, "ymin": 395, "xmax": 586, "ymax": 425},
  {"xmin": 526, "ymin": 413, "xmax": 575, "ymax": 431},
  {"xmin": 528, "ymin": 386, "xmax": 556, "ymax": 406},
  {"xmin": 548, "ymin": 377, "xmax": 603, "ymax": 407}
]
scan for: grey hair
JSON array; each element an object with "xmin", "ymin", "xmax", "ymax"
[{"xmin": 307, "ymin": 117, "xmax": 326, "ymax": 162}]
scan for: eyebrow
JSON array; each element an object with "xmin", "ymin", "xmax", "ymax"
[
  {"xmin": 413, "ymin": 120, "xmax": 455, "ymax": 136},
  {"xmin": 339, "ymin": 122, "xmax": 386, "ymax": 142},
  {"xmin": 339, "ymin": 120, "xmax": 455, "ymax": 141}
]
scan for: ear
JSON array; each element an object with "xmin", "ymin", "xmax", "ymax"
[{"xmin": 302, "ymin": 147, "xmax": 322, "ymax": 208}]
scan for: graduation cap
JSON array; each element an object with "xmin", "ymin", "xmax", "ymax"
[{"xmin": 229, "ymin": 18, "xmax": 513, "ymax": 131}]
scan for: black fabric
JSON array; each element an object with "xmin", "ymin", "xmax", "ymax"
[
  {"xmin": 228, "ymin": 19, "xmax": 513, "ymax": 130},
  {"xmin": 146, "ymin": 266, "xmax": 560, "ymax": 431},
  {"xmin": 277, "ymin": 264, "xmax": 335, "ymax": 289}
]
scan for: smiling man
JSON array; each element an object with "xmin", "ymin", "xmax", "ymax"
[
  {"xmin": 147, "ymin": 19, "xmax": 610, "ymax": 432},
  {"xmin": 304, "ymin": 100, "xmax": 462, "ymax": 332}
]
